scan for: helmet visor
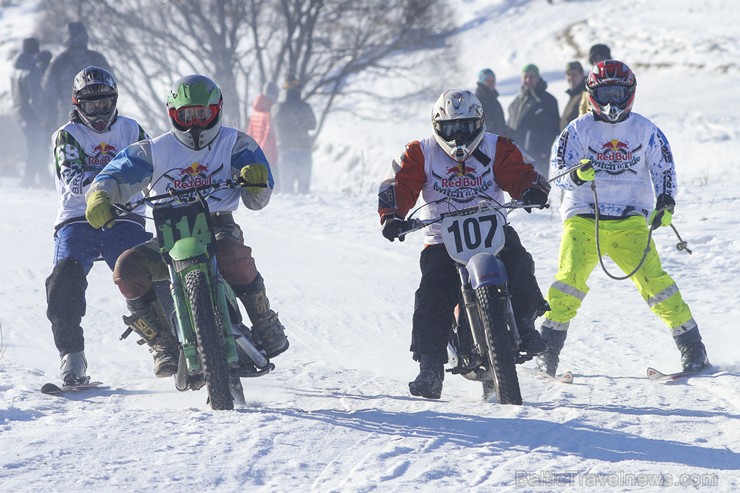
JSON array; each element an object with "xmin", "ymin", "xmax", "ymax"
[
  {"xmin": 592, "ymin": 85, "xmax": 630, "ymax": 105},
  {"xmin": 435, "ymin": 119, "xmax": 480, "ymax": 141},
  {"xmin": 169, "ymin": 104, "xmax": 219, "ymax": 128},
  {"xmin": 77, "ymin": 96, "xmax": 116, "ymax": 116}
]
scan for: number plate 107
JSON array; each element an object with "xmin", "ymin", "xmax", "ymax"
[{"xmin": 440, "ymin": 211, "xmax": 505, "ymax": 264}]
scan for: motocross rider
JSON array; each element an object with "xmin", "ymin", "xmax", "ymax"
[
  {"xmin": 85, "ymin": 75, "xmax": 289, "ymax": 377},
  {"xmin": 378, "ymin": 89, "xmax": 551, "ymax": 399}
]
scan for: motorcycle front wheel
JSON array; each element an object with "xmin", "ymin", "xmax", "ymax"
[
  {"xmin": 475, "ymin": 285, "xmax": 522, "ymax": 405},
  {"xmin": 185, "ymin": 269, "xmax": 235, "ymax": 410}
]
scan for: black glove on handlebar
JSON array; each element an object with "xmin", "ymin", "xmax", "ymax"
[
  {"xmin": 522, "ymin": 188, "xmax": 548, "ymax": 213},
  {"xmin": 381, "ymin": 214, "xmax": 406, "ymax": 242}
]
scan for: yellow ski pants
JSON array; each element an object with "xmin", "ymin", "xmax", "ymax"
[{"xmin": 543, "ymin": 216, "xmax": 696, "ymax": 336}]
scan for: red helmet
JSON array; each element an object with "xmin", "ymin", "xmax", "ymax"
[{"xmin": 586, "ymin": 60, "xmax": 636, "ymax": 123}]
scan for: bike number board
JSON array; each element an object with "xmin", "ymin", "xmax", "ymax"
[
  {"xmin": 440, "ymin": 209, "xmax": 505, "ymax": 264},
  {"xmin": 152, "ymin": 200, "xmax": 216, "ymax": 260}
]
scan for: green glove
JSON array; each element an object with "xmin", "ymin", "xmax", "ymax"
[
  {"xmin": 573, "ymin": 159, "xmax": 595, "ymax": 183},
  {"xmin": 85, "ymin": 190, "xmax": 114, "ymax": 229},
  {"xmin": 649, "ymin": 193, "xmax": 675, "ymax": 229},
  {"xmin": 240, "ymin": 163, "xmax": 268, "ymax": 194}
]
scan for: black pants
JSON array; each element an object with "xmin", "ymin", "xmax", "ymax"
[{"xmin": 410, "ymin": 226, "xmax": 546, "ymax": 362}]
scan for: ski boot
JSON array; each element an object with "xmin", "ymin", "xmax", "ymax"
[
  {"xmin": 536, "ymin": 326, "xmax": 568, "ymax": 377},
  {"xmin": 674, "ymin": 328, "xmax": 710, "ymax": 372},
  {"xmin": 60, "ymin": 351, "xmax": 89, "ymax": 386},
  {"xmin": 409, "ymin": 355, "xmax": 444, "ymax": 399},
  {"xmin": 123, "ymin": 289, "xmax": 180, "ymax": 377}
]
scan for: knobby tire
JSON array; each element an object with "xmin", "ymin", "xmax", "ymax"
[
  {"xmin": 475, "ymin": 285, "xmax": 522, "ymax": 405},
  {"xmin": 185, "ymin": 269, "xmax": 234, "ymax": 410}
]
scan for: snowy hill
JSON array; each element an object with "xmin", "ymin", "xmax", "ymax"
[{"xmin": 1, "ymin": 0, "xmax": 738, "ymax": 491}]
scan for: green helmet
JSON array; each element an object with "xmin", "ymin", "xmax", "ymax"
[{"xmin": 166, "ymin": 74, "xmax": 223, "ymax": 150}]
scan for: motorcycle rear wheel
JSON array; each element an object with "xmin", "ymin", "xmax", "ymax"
[{"xmin": 475, "ymin": 285, "xmax": 522, "ymax": 405}]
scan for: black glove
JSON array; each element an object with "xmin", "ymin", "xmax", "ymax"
[
  {"xmin": 521, "ymin": 188, "xmax": 548, "ymax": 213},
  {"xmin": 381, "ymin": 214, "xmax": 406, "ymax": 242}
]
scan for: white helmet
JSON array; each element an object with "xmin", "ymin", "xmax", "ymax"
[{"xmin": 431, "ymin": 89, "xmax": 485, "ymax": 162}]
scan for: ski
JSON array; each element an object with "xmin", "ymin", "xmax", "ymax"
[
  {"xmin": 40, "ymin": 381, "xmax": 105, "ymax": 395},
  {"xmin": 646, "ymin": 367, "xmax": 710, "ymax": 382},
  {"xmin": 527, "ymin": 367, "xmax": 574, "ymax": 384}
]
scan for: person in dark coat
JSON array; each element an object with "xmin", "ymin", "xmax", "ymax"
[
  {"xmin": 10, "ymin": 37, "xmax": 50, "ymax": 188},
  {"xmin": 560, "ymin": 61, "xmax": 586, "ymax": 131},
  {"xmin": 43, "ymin": 22, "xmax": 112, "ymax": 132},
  {"xmin": 507, "ymin": 64, "xmax": 560, "ymax": 175},
  {"xmin": 474, "ymin": 68, "xmax": 509, "ymax": 137},
  {"xmin": 273, "ymin": 74, "xmax": 316, "ymax": 194}
]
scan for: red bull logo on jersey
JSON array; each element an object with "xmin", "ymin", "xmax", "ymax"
[
  {"xmin": 87, "ymin": 141, "xmax": 117, "ymax": 166},
  {"xmin": 432, "ymin": 164, "xmax": 494, "ymax": 199},
  {"xmin": 588, "ymin": 139, "xmax": 642, "ymax": 174},
  {"xmin": 174, "ymin": 161, "xmax": 212, "ymax": 188}
]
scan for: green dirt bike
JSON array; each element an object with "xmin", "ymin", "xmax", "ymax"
[{"xmin": 117, "ymin": 178, "xmax": 272, "ymax": 410}]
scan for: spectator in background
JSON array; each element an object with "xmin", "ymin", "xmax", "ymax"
[
  {"xmin": 579, "ymin": 43, "xmax": 612, "ymax": 116},
  {"xmin": 36, "ymin": 50, "xmax": 52, "ymax": 73},
  {"xmin": 560, "ymin": 61, "xmax": 586, "ymax": 131},
  {"xmin": 247, "ymin": 81, "xmax": 280, "ymax": 183},
  {"xmin": 273, "ymin": 74, "xmax": 316, "ymax": 194},
  {"xmin": 10, "ymin": 37, "xmax": 49, "ymax": 188},
  {"xmin": 43, "ymin": 22, "xmax": 112, "ymax": 132},
  {"xmin": 507, "ymin": 64, "xmax": 560, "ymax": 175},
  {"xmin": 474, "ymin": 68, "xmax": 509, "ymax": 136}
]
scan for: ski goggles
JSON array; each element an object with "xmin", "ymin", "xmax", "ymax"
[
  {"xmin": 168, "ymin": 104, "xmax": 220, "ymax": 128},
  {"xmin": 591, "ymin": 85, "xmax": 631, "ymax": 105},
  {"xmin": 76, "ymin": 96, "xmax": 116, "ymax": 116},
  {"xmin": 435, "ymin": 119, "xmax": 480, "ymax": 141}
]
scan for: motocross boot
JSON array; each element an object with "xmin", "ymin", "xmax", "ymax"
[
  {"xmin": 60, "ymin": 351, "xmax": 89, "ymax": 386},
  {"xmin": 123, "ymin": 289, "xmax": 180, "ymax": 378},
  {"xmin": 235, "ymin": 274, "xmax": 289, "ymax": 358},
  {"xmin": 536, "ymin": 326, "xmax": 568, "ymax": 377},
  {"xmin": 409, "ymin": 354, "xmax": 444, "ymax": 399},
  {"xmin": 517, "ymin": 318, "xmax": 548, "ymax": 356},
  {"xmin": 674, "ymin": 328, "xmax": 710, "ymax": 372}
]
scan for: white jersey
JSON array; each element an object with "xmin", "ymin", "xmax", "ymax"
[
  {"xmin": 550, "ymin": 112, "xmax": 677, "ymax": 221},
  {"xmin": 89, "ymin": 126, "xmax": 273, "ymax": 213},
  {"xmin": 52, "ymin": 115, "xmax": 147, "ymax": 228},
  {"xmin": 378, "ymin": 133, "xmax": 548, "ymax": 245}
]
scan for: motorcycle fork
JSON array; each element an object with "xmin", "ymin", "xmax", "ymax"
[
  {"xmin": 169, "ymin": 257, "xmax": 240, "ymax": 373},
  {"xmin": 169, "ymin": 262, "xmax": 200, "ymax": 372},
  {"xmin": 457, "ymin": 265, "xmax": 486, "ymax": 355}
]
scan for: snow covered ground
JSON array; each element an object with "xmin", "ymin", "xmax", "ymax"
[{"xmin": 1, "ymin": 0, "xmax": 738, "ymax": 491}]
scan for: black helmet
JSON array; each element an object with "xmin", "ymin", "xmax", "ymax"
[{"xmin": 72, "ymin": 66, "xmax": 118, "ymax": 132}]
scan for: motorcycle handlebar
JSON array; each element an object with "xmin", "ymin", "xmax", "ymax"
[
  {"xmin": 114, "ymin": 178, "xmax": 267, "ymax": 214},
  {"xmin": 396, "ymin": 199, "xmax": 544, "ymax": 240}
]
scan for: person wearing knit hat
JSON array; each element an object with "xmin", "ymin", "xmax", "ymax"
[
  {"xmin": 474, "ymin": 67, "xmax": 509, "ymax": 136},
  {"xmin": 588, "ymin": 43, "xmax": 612, "ymax": 65},
  {"xmin": 580, "ymin": 44, "xmax": 613, "ymax": 116},
  {"xmin": 507, "ymin": 62, "xmax": 560, "ymax": 175},
  {"xmin": 22, "ymin": 38, "xmax": 40, "ymax": 55},
  {"xmin": 522, "ymin": 63, "xmax": 540, "ymax": 77},
  {"xmin": 283, "ymin": 73, "xmax": 300, "ymax": 90},
  {"xmin": 560, "ymin": 60, "xmax": 586, "ymax": 131}
]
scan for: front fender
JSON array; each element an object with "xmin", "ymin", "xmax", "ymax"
[
  {"xmin": 169, "ymin": 237, "xmax": 209, "ymax": 262},
  {"xmin": 466, "ymin": 253, "xmax": 508, "ymax": 289}
]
